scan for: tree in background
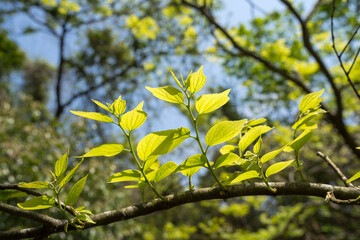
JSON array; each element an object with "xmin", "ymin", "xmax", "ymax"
[{"xmin": 1, "ymin": 0, "xmax": 360, "ymax": 239}]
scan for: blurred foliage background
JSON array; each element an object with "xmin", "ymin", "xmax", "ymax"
[{"xmin": 1, "ymin": 0, "xmax": 360, "ymax": 239}]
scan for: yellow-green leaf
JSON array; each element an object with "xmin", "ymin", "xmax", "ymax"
[
  {"xmin": 92, "ymin": 99, "xmax": 110, "ymax": 112},
  {"xmin": 58, "ymin": 158, "xmax": 84, "ymax": 189},
  {"xmin": 265, "ymin": 160, "xmax": 294, "ymax": 178},
  {"xmin": 186, "ymin": 65, "xmax": 206, "ymax": 93},
  {"xmin": 288, "ymin": 130, "xmax": 313, "ymax": 151},
  {"xmin": 238, "ymin": 125, "xmax": 272, "ymax": 153},
  {"xmin": 70, "ymin": 111, "xmax": 114, "ymax": 123},
  {"xmin": 83, "ymin": 144, "xmax": 124, "ymax": 157},
  {"xmin": 76, "ymin": 214, "xmax": 96, "ymax": 224},
  {"xmin": 55, "ymin": 149, "xmax": 69, "ymax": 177},
  {"xmin": 299, "ymin": 89, "xmax": 325, "ymax": 113},
  {"xmin": 111, "ymin": 96, "xmax": 126, "ymax": 115},
  {"xmin": 196, "ymin": 89, "xmax": 231, "ymax": 114},
  {"xmin": 120, "ymin": 102, "xmax": 147, "ymax": 131},
  {"xmin": 260, "ymin": 147, "xmax": 284, "ymax": 164},
  {"xmin": 65, "ymin": 175, "xmax": 87, "ymax": 206},
  {"xmin": 253, "ymin": 137, "xmax": 262, "ymax": 154},
  {"xmin": 229, "ymin": 171, "xmax": 260, "ymax": 185},
  {"xmin": 220, "ymin": 145, "xmax": 237, "ymax": 155},
  {"xmin": 170, "ymin": 70, "xmax": 183, "ymax": 89},
  {"xmin": 205, "ymin": 120, "xmax": 247, "ymax": 146},
  {"xmin": 143, "ymin": 156, "xmax": 159, "ymax": 172},
  {"xmin": 347, "ymin": 170, "xmax": 360, "ymax": 183},
  {"xmin": 18, "ymin": 181, "xmax": 50, "ymax": 189},
  {"xmin": 137, "ymin": 127, "xmax": 190, "ymax": 161},
  {"xmin": 17, "ymin": 196, "xmax": 55, "ymax": 210},
  {"xmin": 248, "ymin": 118, "xmax": 267, "ymax": 126},
  {"xmin": 154, "ymin": 161, "xmax": 178, "ymax": 183},
  {"xmin": 176, "ymin": 154, "xmax": 206, "ymax": 177},
  {"xmin": 146, "ymin": 86, "xmax": 184, "ymax": 104},
  {"xmin": 214, "ymin": 153, "xmax": 244, "ymax": 169},
  {"xmin": 292, "ymin": 109, "xmax": 325, "ymax": 130},
  {"xmin": 107, "ymin": 169, "xmax": 142, "ymax": 183}
]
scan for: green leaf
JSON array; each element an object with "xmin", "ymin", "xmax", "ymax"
[
  {"xmin": 120, "ymin": 102, "xmax": 147, "ymax": 131},
  {"xmin": 146, "ymin": 86, "xmax": 184, "ymax": 104},
  {"xmin": 176, "ymin": 154, "xmax": 207, "ymax": 177},
  {"xmin": 17, "ymin": 196, "xmax": 55, "ymax": 210},
  {"xmin": 107, "ymin": 169, "xmax": 142, "ymax": 183},
  {"xmin": 260, "ymin": 147, "xmax": 284, "ymax": 164},
  {"xmin": 55, "ymin": 149, "xmax": 69, "ymax": 177},
  {"xmin": 214, "ymin": 153, "xmax": 244, "ymax": 169},
  {"xmin": 170, "ymin": 70, "xmax": 183, "ymax": 89},
  {"xmin": 186, "ymin": 65, "xmax": 206, "ymax": 93},
  {"xmin": 220, "ymin": 145, "xmax": 237, "ymax": 155},
  {"xmin": 299, "ymin": 89, "xmax": 325, "ymax": 113},
  {"xmin": 347, "ymin": 170, "xmax": 360, "ymax": 183},
  {"xmin": 196, "ymin": 89, "xmax": 231, "ymax": 114},
  {"xmin": 65, "ymin": 175, "xmax": 88, "ymax": 206},
  {"xmin": 238, "ymin": 125, "xmax": 272, "ymax": 153},
  {"xmin": 265, "ymin": 160, "xmax": 294, "ymax": 178},
  {"xmin": 92, "ymin": 99, "xmax": 111, "ymax": 112},
  {"xmin": 18, "ymin": 181, "xmax": 50, "ymax": 189},
  {"xmin": 111, "ymin": 96, "xmax": 126, "ymax": 116},
  {"xmin": 143, "ymin": 156, "xmax": 159, "ymax": 172},
  {"xmin": 0, "ymin": 190, "xmax": 27, "ymax": 202},
  {"xmin": 76, "ymin": 214, "xmax": 96, "ymax": 224},
  {"xmin": 253, "ymin": 137, "xmax": 262, "ymax": 154},
  {"xmin": 205, "ymin": 120, "xmax": 247, "ymax": 146},
  {"xmin": 248, "ymin": 118, "xmax": 267, "ymax": 126},
  {"xmin": 154, "ymin": 162, "xmax": 178, "ymax": 183},
  {"xmin": 83, "ymin": 144, "xmax": 124, "ymax": 157},
  {"xmin": 58, "ymin": 158, "xmax": 84, "ymax": 189},
  {"xmin": 229, "ymin": 171, "xmax": 260, "ymax": 185},
  {"xmin": 288, "ymin": 130, "xmax": 313, "ymax": 151},
  {"xmin": 137, "ymin": 127, "xmax": 190, "ymax": 161},
  {"xmin": 70, "ymin": 111, "xmax": 114, "ymax": 123}
]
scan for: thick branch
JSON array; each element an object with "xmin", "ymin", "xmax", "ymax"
[{"xmin": 2, "ymin": 182, "xmax": 360, "ymax": 239}]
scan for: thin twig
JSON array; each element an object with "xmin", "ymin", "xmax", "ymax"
[
  {"xmin": 330, "ymin": 0, "xmax": 360, "ymax": 100},
  {"xmin": 316, "ymin": 151, "xmax": 354, "ymax": 187},
  {"xmin": 325, "ymin": 191, "xmax": 360, "ymax": 205}
]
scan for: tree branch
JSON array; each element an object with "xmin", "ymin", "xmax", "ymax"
[
  {"xmin": 2, "ymin": 182, "xmax": 360, "ymax": 239},
  {"xmin": 316, "ymin": 151, "xmax": 354, "ymax": 187}
]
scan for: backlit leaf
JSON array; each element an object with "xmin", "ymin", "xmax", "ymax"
[
  {"xmin": 238, "ymin": 125, "xmax": 272, "ymax": 153},
  {"xmin": 186, "ymin": 65, "xmax": 206, "ymax": 93},
  {"xmin": 265, "ymin": 160, "xmax": 294, "ymax": 178},
  {"xmin": 107, "ymin": 169, "xmax": 142, "ymax": 183},
  {"xmin": 70, "ymin": 111, "xmax": 114, "ymax": 123},
  {"xmin": 205, "ymin": 120, "xmax": 247, "ymax": 146},
  {"xmin": 120, "ymin": 102, "xmax": 147, "ymax": 131},
  {"xmin": 17, "ymin": 196, "xmax": 55, "ymax": 210},
  {"xmin": 214, "ymin": 153, "xmax": 244, "ymax": 169},
  {"xmin": 170, "ymin": 70, "xmax": 183, "ymax": 89},
  {"xmin": 253, "ymin": 137, "xmax": 262, "ymax": 154},
  {"xmin": 220, "ymin": 145, "xmax": 237, "ymax": 155},
  {"xmin": 146, "ymin": 86, "xmax": 184, "ymax": 104},
  {"xmin": 299, "ymin": 89, "xmax": 325, "ymax": 113},
  {"xmin": 229, "ymin": 171, "xmax": 260, "ymax": 185},
  {"xmin": 83, "ymin": 144, "xmax": 124, "ymax": 157},
  {"xmin": 347, "ymin": 170, "xmax": 360, "ymax": 183},
  {"xmin": 137, "ymin": 127, "xmax": 190, "ymax": 160},
  {"xmin": 18, "ymin": 181, "xmax": 50, "ymax": 189},
  {"xmin": 248, "ymin": 118, "xmax": 267, "ymax": 126},
  {"xmin": 92, "ymin": 99, "xmax": 110, "ymax": 112},
  {"xmin": 176, "ymin": 154, "xmax": 206, "ymax": 177},
  {"xmin": 289, "ymin": 130, "xmax": 313, "ymax": 151},
  {"xmin": 55, "ymin": 149, "xmax": 69, "ymax": 177},
  {"xmin": 58, "ymin": 158, "xmax": 84, "ymax": 189},
  {"xmin": 76, "ymin": 214, "xmax": 96, "ymax": 224},
  {"xmin": 260, "ymin": 147, "xmax": 284, "ymax": 164},
  {"xmin": 154, "ymin": 162, "xmax": 178, "ymax": 183},
  {"xmin": 111, "ymin": 96, "xmax": 126, "ymax": 116},
  {"xmin": 196, "ymin": 89, "xmax": 231, "ymax": 114},
  {"xmin": 65, "ymin": 175, "xmax": 88, "ymax": 206}
]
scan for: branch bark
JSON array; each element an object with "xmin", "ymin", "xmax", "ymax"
[{"xmin": 1, "ymin": 182, "xmax": 360, "ymax": 239}]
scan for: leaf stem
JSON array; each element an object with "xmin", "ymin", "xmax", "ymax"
[
  {"xmin": 295, "ymin": 150, "xmax": 306, "ymax": 181},
  {"xmin": 256, "ymin": 158, "xmax": 276, "ymax": 193}
]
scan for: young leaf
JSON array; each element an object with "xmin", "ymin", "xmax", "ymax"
[
  {"xmin": 299, "ymin": 89, "xmax": 325, "ymax": 113},
  {"xmin": 65, "ymin": 175, "xmax": 88, "ymax": 206},
  {"xmin": 92, "ymin": 99, "xmax": 111, "ymax": 112},
  {"xmin": 0, "ymin": 190, "xmax": 27, "ymax": 202},
  {"xmin": 143, "ymin": 156, "xmax": 159, "ymax": 172},
  {"xmin": 154, "ymin": 162, "xmax": 178, "ymax": 183},
  {"xmin": 185, "ymin": 65, "xmax": 206, "ymax": 93},
  {"xmin": 111, "ymin": 96, "xmax": 126, "ymax": 116},
  {"xmin": 229, "ymin": 170, "xmax": 260, "ymax": 185},
  {"xmin": 289, "ymin": 130, "xmax": 313, "ymax": 151},
  {"xmin": 248, "ymin": 118, "xmax": 267, "ymax": 127},
  {"xmin": 196, "ymin": 89, "xmax": 231, "ymax": 114},
  {"xmin": 18, "ymin": 181, "xmax": 50, "ymax": 189},
  {"xmin": 55, "ymin": 149, "xmax": 69, "ymax": 177},
  {"xmin": 145, "ymin": 86, "xmax": 184, "ymax": 104},
  {"xmin": 76, "ymin": 214, "xmax": 96, "ymax": 224},
  {"xmin": 58, "ymin": 158, "xmax": 84, "ymax": 189},
  {"xmin": 17, "ymin": 196, "xmax": 55, "ymax": 210},
  {"xmin": 137, "ymin": 127, "xmax": 190, "ymax": 161},
  {"xmin": 265, "ymin": 160, "xmax": 294, "ymax": 178},
  {"xmin": 347, "ymin": 170, "xmax": 360, "ymax": 183},
  {"xmin": 253, "ymin": 137, "xmax": 262, "ymax": 154},
  {"xmin": 70, "ymin": 111, "xmax": 114, "ymax": 123},
  {"xmin": 238, "ymin": 125, "xmax": 272, "ymax": 153},
  {"xmin": 205, "ymin": 120, "xmax": 247, "ymax": 146},
  {"xmin": 260, "ymin": 147, "xmax": 284, "ymax": 164},
  {"xmin": 214, "ymin": 153, "xmax": 244, "ymax": 169},
  {"xmin": 170, "ymin": 70, "xmax": 183, "ymax": 89},
  {"xmin": 176, "ymin": 154, "xmax": 206, "ymax": 177},
  {"xmin": 107, "ymin": 169, "xmax": 142, "ymax": 183},
  {"xmin": 220, "ymin": 145, "xmax": 237, "ymax": 155},
  {"xmin": 83, "ymin": 144, "xmax": 124, "ymax": 157},
  {"xmin": 292, "ymin": 109, "xmax": 325, "ymax": 130},
  {"xmin": 119, "ymin": 102, "xmax": 147, "ymax": 131}
]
